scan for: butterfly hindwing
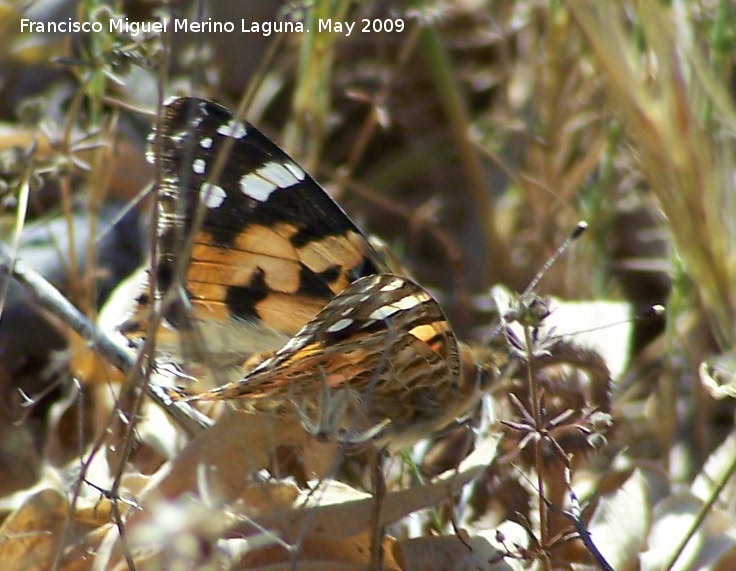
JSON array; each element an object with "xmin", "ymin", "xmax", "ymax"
[
  {"xmin": 202, "ymin": 274, "xmax": 460, "ymax": 396},
  {"xmin": 188, "ymin": 274, "xmax": 482, "ymax": 448}
]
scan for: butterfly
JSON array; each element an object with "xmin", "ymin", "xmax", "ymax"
[{"xmin": 119, "ymin": 97, "xmax": 488, "ymax": 450}]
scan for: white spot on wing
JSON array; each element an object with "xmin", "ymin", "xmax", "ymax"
[
  {"xmin": 409, "ymin": 292, "xmax": 431, "ymax": 304},
  {"xmin": 379, "ymin": 278, "xmax": 404, "ymax": 292},
  {"xmin": 216, "ymin": 118, "xmax": 247, "ymax": 139},
  {"xmin": 199, "ymin": 137, "xmax": 213, "ymax": 149},
  {"xmin": 200, "ymin": 183, "xmax": 226, "ymax": 209},
  {"xmin": 193, "ymin": 158, "xmax": 206, "ymax": 175},
  {"xmin": 280, "ymin": 334, "xmax": 308, "ymax": 354},
  {"xmin": 326, "ymin": 318, "xmax": 353, "ymax": 334},
  {"xmin": 284, "ymin": 162, "xmax": 306, "ymax": 181},
  {"xmin": 368, "ymin": 294, "xmax": 427, "ymax": 321},
  {"xmin": 369, "ymin": 306, "xmax": 399, "ymax": 321},
  {"xmin": 240, "ymin": 173, "xmax": 277, "ymax": 202},
  {"xmin": 258, "ymin": 162, "xmax": 300, "ymax": 188}
]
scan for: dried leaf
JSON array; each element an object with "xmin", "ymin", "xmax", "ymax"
[
  {"xmin": 0, "ymin": 488, "xmax": 69, "ymax": 571},
  {"xmin": 136, "ymin": 409, "xmax": 340, "ymax": 508},
  {"xmin": 246, "ymin": 434, "xmax": 500, "ymax": 541},
  {"xmin": 393, "ymin": 522, "xmax": 527, "ymax": 571}
]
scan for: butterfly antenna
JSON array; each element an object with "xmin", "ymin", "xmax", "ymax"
[
  {"xmin": 550, "ymin": 303, "xmax": 666, "ymax": 341},
  {"xmin": 521, "ymin": 221, "xmax": 588, "ymax": 299}
]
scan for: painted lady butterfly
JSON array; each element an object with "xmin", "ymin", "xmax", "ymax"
[{"xmin": 120, "ymin": 97, "xmax": 488, "ymax": 449}]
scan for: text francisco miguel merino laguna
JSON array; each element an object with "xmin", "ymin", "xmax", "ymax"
[{"xmin": 21, "ymin": 17, "xmax": 310, "ymax": 36}]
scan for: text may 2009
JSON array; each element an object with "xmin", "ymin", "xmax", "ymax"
[{"xmin": 20, "ymin": 17, "xmax": 405, "ymax": 37}]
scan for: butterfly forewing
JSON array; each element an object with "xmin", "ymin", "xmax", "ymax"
[{"xmin": 120, "ymin": 97, "xmax": 389, "ymax": 379}]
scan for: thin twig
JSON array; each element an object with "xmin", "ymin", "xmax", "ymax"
[
  {"xmin": 522, "ymin": 324, "xmax": 551, "ymax": 571},
  {"xmin": 0, "ymin": 241, "xmax": 211, "ymax": 435}
]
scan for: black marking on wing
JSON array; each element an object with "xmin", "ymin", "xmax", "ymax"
[
  {"xmin": 296, "ymin": 263, "xmax": 340, "ymax": 299},
  {"xmin": 224, "ymin": 267, "xmax": 269, "ymax": 322}
]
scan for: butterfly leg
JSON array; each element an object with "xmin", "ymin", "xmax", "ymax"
[
  {"xmin": 290, "ymin": 366, "xmax": 349, "ymax": 441},
  {"xmin": 291, "ymin": 367, "xmax": 392, "ymax": 445},
  {"xmin": 333, "ymin": 386, "xmax": 391, "ymax": 446}
]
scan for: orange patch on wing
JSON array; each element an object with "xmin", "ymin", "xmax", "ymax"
[
  {"xmin": 297, "ymin": 230, "xmax": 382, "ymax": 293},
  {"xmin": 297, "ymin": 232, "xmax": 358, "ymax": 271},
  {"xmin": 189, "ymin": 249, "xmax": 303, "ymax": 293},
  {"xmin": 188, "ymin": 258, "xmax": 255, "ymax": 286},
  {"xmin": 254, "ymin": 294, "xmax": 327, "ymax": 335},
  {"xmin": 411, "ymin": 323, "xmax": 451, "ymax": 359},
  {"xmin": 408, "ymin": 323, "xmax": 439, "ymax": 343},
  {"xmin": 234, "ymin": 223, "xmax": 299, "ymax": 259},
  {"xmin": 185, "ymin": 280, "xmax": 228, "ymax": 303},
  {"xmin": 260, "ymin": 258, "xmax": 303, "ymax": 293}
]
